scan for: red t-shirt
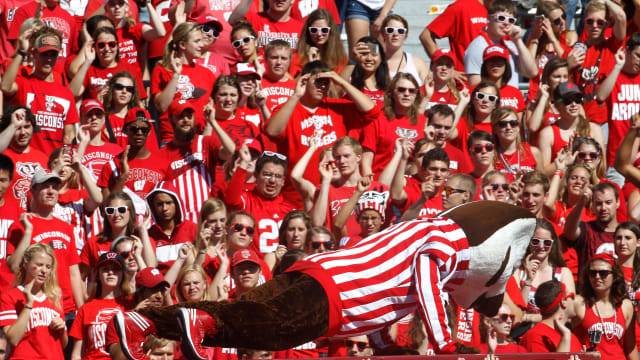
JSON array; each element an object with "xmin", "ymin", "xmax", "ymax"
[
  {"xmin": 151, "ymin": 63, "xmax": 216, "ymax": 142},
  {"xmin": 82, "ymin": 142, "xmax": 123, "ymax": 179},
  {"xmin": 217, "ymin": 111, "xmax": 260, "ymax": 145},
  {"xmin": 261, "ymin": 76, "xmax": 296, "ymax": 112},
  {"xmin": 149, "ymin": 220, "xmax": 198, "ymax": 274},
  {"xmin": 102, "ymin": 114, "xmax": 160, "ymax": 152},
  {"xmin": 520, "ymin": 322, "xmax": 582, "ymax": 352},
  {"xmin": 290, "ymin": 0, "xmax": 340, "ymax": 24},
  {"xmin": 0, "ymin": 0, "xmax": 31, "ymax": 60},
  {"xmin": 98, "ymin": 153, "xmax": 171, "ymax": 200},
  {"xmin": 606, "ymin": 70, "xmax": 640, "ymax": 166},
  {"xmin": 54, "ymin": 188, "xmax": 89, "ymax": 254},
  {"xmin": 0, "ymin": 197, "xmax": 23, "ymax": 292},
  {"xmin": 493, "ymin": 143, "xmax": 537, "ymax": 175},
  {"xmin": 0, "ymin": 287, "xmax": 65, "ymax": 360},
  {"xmin": 362, "ymin": 87, "xmax": 386, "ymax": 109},
  {"xmin": 403, "ymin": 175, "xmax": 444, "ymax": 217},
  {"xmin": 442, "ymin": 143, "xmax": 472, "ymax": 174},
  {"xmin": 361, "ymin": 113, "xmax": 427, "ymax": 175},
  {"xmin": 3, "ymin": 147, "xmax": 47, "ymax": 209},
  {"xmin": 117, "ymin": 24, "xmax": 145, "ymax": 71},
  {"xmin": 10, "ymin": 75, "xmax": 80, "ymax": 154},
  {"xmin": 428, "ymin": 88, "xmax": 458, "ymax": 109},
  {"xmin": 195, "ymin": 51, "xmax": 231, "ymax": 78},
  {"xmin": 79, "ymin": 235, "xmax": 114, "ymax": 270},
  {"xmin": 245, "ymin": 11, "xmax": 303, "ymax": 49},
  {"xmin": 148, "ymin": 0, "xmax": 172, "ymax": 59},
  {"xmin": 69, "ymin": 297, "xmax": 129, "ymax": 360},
  {"xmin": 82, "ymin": 63, "xmax": 147, "ymax": 100},
  {"xmin": 499, "ymin": 85, "xmax": 525, "ymax": 112},
  {"xmin": 7, "ymin": 216, "xmax": 80, "ymax": 313},
  {"xmin": 426, "ymin": 0, "xmax": 488, "ymax": 72}
]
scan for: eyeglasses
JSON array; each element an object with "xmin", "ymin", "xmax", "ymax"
[
  {"xmin": 475, "ymin": 92, "xmax": 498, "ymax": 103},
  {"xmin": 589, "ymin": 269, "xmax": 612, "ymax": 278},
  {"xmin": 492, "ymin": 14, "xmax": 517, "ymax": 24},
  {"xmin": 531, "ymin": 238, "xmax": 553, "ymax": 247},
  {"xmin": 497, "ymin": 120, "xmax": 519, "ymax": 128},
  {"xmin": 309, "ymin": 27, "xmax": 330, "ymax": 34},
  {"xmin": 345, "ymin": 340, "xmax": 369, "ymax": 351},
  {"xmin": 126, "ymin": 125, "xmax": 151, "ymax": 135},
  {"xmin": 471, "ymin": 143, "xmax": 494, "ymax": 153},
  {"xmin": 311, "ymin": 240, "xmax": 334, "ymax": 249},
  {"xmin": 443, "ymin": 186, "xmax": 467, "ymax": 196},
  {"xmin": 495, "ymin": 313, "xmax": 515, "ymax": 322},
  {"xmin": 232, "ymin": 36, "xmax": 255, "ymax": 48},
  {"xmin": 97, "ymin": 41, "xmax": 117, "ymax": 49},
  {"xmin": 552, "ymin": 13, "xmax": 567, "ymax": 26},
  {"xmin": 199, "ymin": 24, "xmax": 219, "ymax": 38},
  {"xmin": 578, "ymin": 151, "xmax": 599, "ymax": 159},
  {"xmin": 384, "ymin": 27, "xmax": 407, "ymax": 35},
  {"xmin": 491, "ymin": 183, "xmax": 509, "ymax": 191},
  {"xmin": 113, "ymin": 83, "xmax": 135, "ymax": 93},
  {"xmin": 586, "ymin": 18, "xmax": 607, "ymax": 27},
  {"xmin": 557, "ymin": 96, "xmax": 583, "ymax": 105},
  {"xmin": 105, "ymin": 206, "xmax": 128, "ymax": 215},
  {"xmin": 261, "ymin": 151, "xmax": 287, "ymax": 160},
  {"xmin": 396, "ymin": 86, "xmax": 418, "ymax": 94},
  {"xmin": 118, "ymin": 251, "xmax": 130, "ymax": 259},
  {"xmin": 231, "ymin": 223, "xmax": 255, "ymax": 235},
  {"xmin": 261, "ymin": 171, "xmax": 284, "ymax": 180}
]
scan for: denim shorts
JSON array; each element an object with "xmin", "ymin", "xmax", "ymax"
[{"xmin": 345, "ymin": 0, "xmax": 386, "ymax": 22}]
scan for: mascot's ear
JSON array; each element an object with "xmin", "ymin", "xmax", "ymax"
[{"xmin": 470, "ymin": 292, "xmax": 504, "ymax": 317}]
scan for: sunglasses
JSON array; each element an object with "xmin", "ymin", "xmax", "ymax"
[
  {"xmin": 443, "ymin": 186, "xmax": 467, "ymax": 196},
  {"xmin": 531, "ymin": 238, "xmax": 553, "ymax": 247},
  {"xmin": 261, "ymin": 151, "xmax": 287, "ymax": 160},
  {"xmin": 309, "ymin": 26, "xmax": 330, "ymax": 34},
  {"xmin": 586, "ymin": 18, "xmax": 607, "ymax": 27},
  {"xmin": 345, "ymin": 340, "xmax": 369, "ymax": 351},
  {"xmin": 492, "ymin": 14, "xmax": 517, "ymax": 24},
  {"xmin": 97, "ymin": 41, "xmax": 117, "ymax": 49},
  {"xmin": 126, "ymin": 125, "xmax": 151, "ymax": 135},
  {"xmin": 475, "ymin": 92, "xmax": 498, "ymax": 103},
  {"xmin": 557, "ymin": 96, "xmax": 583, "ymax": 105},
  {"xmin": 577, "ymin": 151, "xmax": 599, "ymax": 159},
  {"xmin": 589, "ymin": 269, "xmax": 612, "ymax": 278},
  {"xmin": 495, "ymin": 313, "xmax": 515, "ymax": 322},
  {"xmin": 491, "ymin": 183, "xmax": 509, "ymax": 191},
  {"xmin": 118, "ymin": 251, "xmax": 130, "ymax": 259},
  {"xmin": 199, "ymin": 24, "xmax": 219, "ymax": 38},
  {"xmin": 231, "ymin": 223, "xmax": 255, "ymax": 235},
  {"xmin": 113, "ymin": 83, "xmax": 135, "ymax": 93},
  {"xmin": 232, "ymin": 36, "xmax": 255, "ymax": 48},
  {"xmin": 384, "ymin": 27, "xmax": 407, "ymax": 35},
  {"xmin": 311, "ymin": 241, "xmax": 334, "ymax": 249},
  {"xmin": 552, "ymin": 13, "xmax": 567, "ymax": 26},
  {"xmin": 497, "ymin": 120, "xmax": 519, "ymax": 128},
  {"xmin": 472, "ymin": 143, "xmax": 494, "ymax": 153},
  {"xmin": 396, "ymin": 86, "xmax": 418, "ymax": 94},
  {"xmin": 105, "ymin": 206, "xmax": 128, "ymax": 215}
]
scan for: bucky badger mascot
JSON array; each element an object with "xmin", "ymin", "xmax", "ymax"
[{"xmin": 112, "ymin": 201, "xmax": 536, "ymax": 360}]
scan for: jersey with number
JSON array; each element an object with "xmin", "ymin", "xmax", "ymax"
[
  {"xmin": 225, "ymin": 168, "xmax": 296, "ymax": 254},
  {"xmin": 0, "ymin": 197, "xmax": 22, "ymax": 292},
  {"xmin": 69, "ymin": 297, "xmax": 129, "ymax": 360},
  {"xmin": 160, "ymin": 135, "xmax": 222, "ymax": 222},
  {"xmin": 3, "ymin": 147, "xmax": 47, "ymax": 209},
  {"xmin": 0, "ymin": 287, "xmax": 65, "ymax": 360},
  {"xmin": 7, "ymin": 216, "xmax": 80, "ymax": 313}
]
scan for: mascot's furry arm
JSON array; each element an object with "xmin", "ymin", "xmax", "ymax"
[{"xmin": 112, "ymin": 201, "xmax": 535, "ymax": 360}]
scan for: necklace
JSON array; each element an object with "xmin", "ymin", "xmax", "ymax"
[
  {"xmin": 395, "ymin": 52, "xmax": 406, "ymax": 74},
  {"xmin": 594, "ymin": 302, "xmax": 617, "ymax": 340}
]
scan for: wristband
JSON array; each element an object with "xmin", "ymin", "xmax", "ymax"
[
  {"xmin": 23, "ymin": 305, "xmax": 32, "ymax": 309},
  {"xmin": 16, "ymin": 49, "xmax": 27, "ymax": 58},
  {"xmin": 553, "ymin": 170, "xmax": 564, "ymax": 178},
  {"xmin": 199, "ymin": 249, "xmax": 208, "ymax": 255}
]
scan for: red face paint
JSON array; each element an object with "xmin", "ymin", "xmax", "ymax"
[{"xmin": 32, "ymin": 266, "xmax": 38, "ymax": 270}]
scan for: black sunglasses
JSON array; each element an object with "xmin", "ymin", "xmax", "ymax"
[
  {"xmin": 443, "ymin": 186, "xmax": 467, "ymax": 196},
  {"xmin": 577, "ymin": 151, "xmax": 599, "ymax": 159},
  {"xmin": 105, "ymin": 206, "xmax": 128, "ymax": 215},
  {"xmin": 586, "ymin": 18, "xmax": 607, "ymax": 27},
  {"xmin": 472, "ymin": 144, "xmax": 494, "ymax": 153},
  {"xmin": 497, "ymin": 120, "xmax": 519, "ymax": 128},
  {"xmin": 588, "ymin": 269, "xmax": 612, "ymax": 278},
  {"xmin": 397, "ymin": 86, "xmax": 418, "ymax": 94},
  {"xmin": 126, "ymin": 125, "xmax": 151, "ymax": 135},
  {"xmin": 552, "ymin": 13, "xmax": 567, "ymax": 26},
  {"xmin": 491, "ymin": 183, "xmax": 509, "ymax": 191},
  {"xmin": 118, "ymin": 251, "xmax": 130, "ymax": 259},
  {"xmin": 232, "ymin": 223, "xmax": 255, "ymax": 235},
  {"xmin": 113, "ymin": 83, "xmax": 135, "ymax": 93},
  {"xmin": 531, "ymin": 238, "xmax": 553, "ymax": 247},
  {"xmin": 345, "ymin": 340, "xmax": 369, "ymax": 351},
  {"xmin": 97, "ymin": 41, "xmax": 117, "ymax": 49},
  {"xmin": 557, "ymin": 96, "xmax": 583, "ymax": 105},
  {"xmin": 311, "ymin": 241, "xmax": 334, "ymax": 249}
]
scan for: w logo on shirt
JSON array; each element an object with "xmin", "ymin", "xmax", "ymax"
[{"xmin": 395, "ymin": 127, "xmax": 418, "ymax": 140}]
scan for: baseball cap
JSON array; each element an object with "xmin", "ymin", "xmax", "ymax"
[
  {"xmin": 135, "ymin": 267, "xmax": 169, "ymax": 289},
  {"xmin": 431, "ymin": 49, "xmax": 456, "ymax": 68},
  {"xmin": 231, "ymin": 249, "xmax": 261, "ymax": 267},
  {"xmin": 243, "ymin": 138, "xmax": 263, "ymax": 154},
  {"xmin": 191, "ymin": 13, "xmax": 223, "ymax": 32},
  {"xmin": 483, "ymin": 45, "xmax": 509, "ymax": 62},
  {"xmin": 31, "ymin": 169, "xmax": 61, "ymax": 187},
  {"xmin": 80, "ymin": 99, "xmax": 105, "ymax": 116},
  {"xmin": 97, "ymin": 251, "xmax": 125, "ymax": 270},
  {"xmin": 232, "ymin": 63, "xmax": 261, "ymax": 79},
  {"xmin": 168, "ymin": 99, "xmax": 197, "ymax": 117},
  {"xmin": 553, "ymin": 82, "xmax": 583, "ymax": 99},
  {"xmin": 34, "ymin": 33, "xmax": 61, "ymax": 53},
  {"xmin": 124, "ymin": 107, "xmax": 151, "ymax": 127}
]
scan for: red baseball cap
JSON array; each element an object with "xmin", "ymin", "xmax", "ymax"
[
  {"xmin": 168, "ymin": 99, "xmax": 197, "ymax": 117},
  {"xmin": 231, "ymin": 249, "xmax": 261, "ymax": 267},
  {"xmin": 135, "ymin": 267, "xmax": 169, "ymax": 289},
  {"xmin": 124, "ymin": 107, "xmax": 151, "ymax": 127},
  {"xmin": 232, "ymin": 63, "xmax": 261, "ymax": 79},
  {"xmin": 431, "ymin": 48, "xmax": 456, "ymax": 68},
  {"xmin": 34, "ymin": 33, "xmax": 61, "ymax": 53},
  {"xmin": 191, "ymin": 13, "xmax": 223, "ymax": 32},
  {"xmin": 242, "ymin": 138, "xmax": 263, "ymax": 153},
  {"xmin": 483, "ymin": 45, "xmax": 510, "ymax": 61},
  {"xmin": 80, "ymin": 99, "xmax": 104, "ymax": 116}
]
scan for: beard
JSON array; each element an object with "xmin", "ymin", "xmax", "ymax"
[{"xmin": 175, "ymin": 125, "xmax": 196, "ymax": 143}]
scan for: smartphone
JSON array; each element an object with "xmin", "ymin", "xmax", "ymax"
[{"xmin": 63, "ymin": 144, "xmax": 73, "ymax": 157}]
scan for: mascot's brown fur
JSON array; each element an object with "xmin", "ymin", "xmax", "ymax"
[{"xmin": 131, "ymin": 201, "xmax": 535, "ymax": 354}]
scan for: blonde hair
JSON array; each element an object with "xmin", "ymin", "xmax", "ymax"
[
  {"xmin": 195, "ymin": 198, "xmax": 227, "ymax": 250},
  {"xmin": 143, "ymin": 334, "xmax": 176, "ymax": 354},
  {"xmin": 14, "ymin": 243, "xmax": 62, "ymax": 311},
  {"xmin": 160, "ymin": 22, "xmax": 200, "ymax": 71},
  {"xmin": 174, "ymin": 264, "xmax": 210, "ymax": 302}
]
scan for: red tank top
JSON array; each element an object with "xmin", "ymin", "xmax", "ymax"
[
  {"xmin": 495, "ymin": 143, "xmax": 537, "ymax": 175},
  {"xmin": 550, "ymin": 125, "xmax": 570, "ymax": 161},
  {"xmin": 577, "ymin": 305, "xmax": 626, "ymax": 360}
]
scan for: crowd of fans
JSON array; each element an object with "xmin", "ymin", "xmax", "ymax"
[{"xmin": 3, "ymin": 0, "xmax": 640, "ymax": 358}]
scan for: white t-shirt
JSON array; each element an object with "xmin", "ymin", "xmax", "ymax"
[{"xmin": 464, "ymin": 34, "xmax": 520, "ymax": 88}]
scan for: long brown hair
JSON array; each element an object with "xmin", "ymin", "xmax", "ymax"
[
  {"xmin": 298, "ymin": 9, "xmax": 346, "ymax": 70},
  {"xmin": 383, "ymin": 73, "xmax": 423, "ymax": 125},
  {"xmin": 99, "ymin": 192, "xmax": 137, "ymax": 243},
  {"xmin": 580, "ymin": 256, "xmax": 628, "ymax": 307},
  {"xmin": 103, "ymin": 71, "xmax": 142, "ymax": 114},
  {"xmin": 616, "ymin": 222, "xmax": 640, "ymax": 291},
  {"xmin": 466, "ymin": 81, "xmax": 500, "ymax": 131}
]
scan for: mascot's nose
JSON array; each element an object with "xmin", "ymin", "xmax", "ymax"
[{"xmin": 470, "ymin": 292, "xmax": 504, "ymax": 316}]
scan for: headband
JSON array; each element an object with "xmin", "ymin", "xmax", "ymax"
[
  {"xmin": 590, "ymin": 253, "xmax": 616, "ymax": 268},
  {"xmin": 540, "ymin": 282, "xmax": 566, "ymax": 313}
]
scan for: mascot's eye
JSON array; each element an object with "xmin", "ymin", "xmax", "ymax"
[{"xmin": 485, "ymin": 246, "xmax": 510, "ymax": 288}]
